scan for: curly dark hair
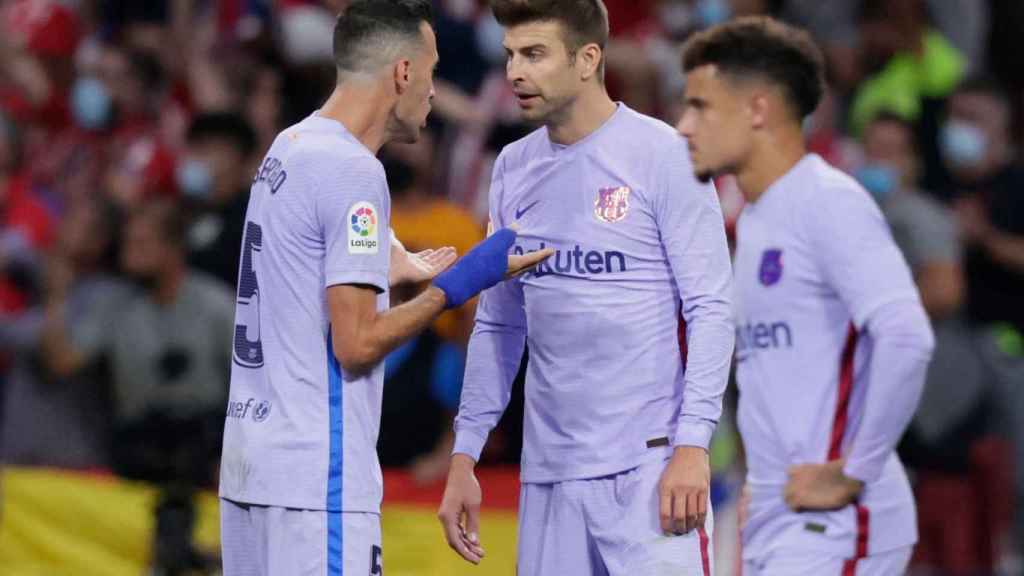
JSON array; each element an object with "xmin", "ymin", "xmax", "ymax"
[{"xmin": 682, "ymin": 16, "xmax": 826, "ymax": 120}]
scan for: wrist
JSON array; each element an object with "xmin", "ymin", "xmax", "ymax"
[
  {"xmin": 450, "ymin": 453, "xmax": 477, "ymax": 472},
  {"xmin": 423, "ymin": 285, "xmax": 450, "ymax": 310},
  {"xmin": 673, "ymin": 445, "xmax": 708, "ymax": 456}
]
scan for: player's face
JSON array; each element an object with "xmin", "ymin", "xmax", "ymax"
[
  {"xmin": 676, "ymin": 65, "xmax": 754, "ymax": 183},
  {"xmin": 121, "ymin": 214, "xmax": 172, "ymax": 284},
  {"xmin": 504, "ymin": 21, "xmax": 581, "ymax": 124},
  {"xmin": 393, "ymin": 22, "xmax": 438, "ymax": 144},
  {"xmin": 862, "ymin": 120, "xmax": 915, "ymax": 186}
]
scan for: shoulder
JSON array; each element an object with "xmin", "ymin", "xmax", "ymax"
[
  {"xmin": 292, "ymin": 137, "xmax": 384, "ymax": 181},
  {"xmin": 615, "ymin": 108, "xmax": 694, "ymax": 182},
  {"xmin": 495, "ymin": 126, "xmax": 550, "ymax": 171},
  {"xmin": 794, "ymin": 155, "xmax": 879, "ymax": 216}
]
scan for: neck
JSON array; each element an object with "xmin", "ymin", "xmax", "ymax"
[
  {"xmin": 153, "ymin": 258, "xmax": 185, "ymax": 305},
  {"xmin": 736, "ymin": 123, "xmax": 807, "ymax": 203},
  {"xmin": 546, "ymin": 85, "xmax": 617, "ymax": 146},
  {"xmin": 319, "ymin": 80, "xmax": 392, "ymax": 154}
]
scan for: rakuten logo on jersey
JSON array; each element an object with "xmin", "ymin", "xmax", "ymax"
[
  {"xmin": 513, "ymin": 243, "xmax": 627, "ymax": 278},
  {"xmin": 735, "ymin": 321, "xmax": 794, "ymax": 355}
]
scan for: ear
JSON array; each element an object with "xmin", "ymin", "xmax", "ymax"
[
  {"xmin": 749, "ymin": 92, "xmax": 769, "ymax": 130},
  {"xmin": 393, "ymin": 58, "xmax": 412, "ymax": 94},
  {"xmin": 578, "ymin": 43, "xmax": 603, "ymax": 82}
]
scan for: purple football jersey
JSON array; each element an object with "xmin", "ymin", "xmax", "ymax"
[{"xmin": 453, "ymin": 104, "xmax": 735, "ymax": 483}]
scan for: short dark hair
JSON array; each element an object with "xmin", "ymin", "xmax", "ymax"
[
  {"xmin": 864, "ymin": 109, "xmax": 919, "ymax": 151},
  {"xmin": 682, "ymin": 16, "xmax": 825, "ymax": 120},
  {"xmin": 332, "ymin": 0, "xmax": 434, "ymax": 76},
  {"xmin": 186, "ymin": 112, "xmax": 258, "ymax": 158},
  {"xmin": 953, "ymin": 75, "xmax": 1011, "ymax": 106},
  {"xmin": 490, "ymin": 0, "xmax": 609, "ymax": 54}
]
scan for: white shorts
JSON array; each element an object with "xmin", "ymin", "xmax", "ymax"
[
  {"xmin": 742, "ymin": 545, "xmax": 913, "ymax": 576},
  {"xmin": 517, "ymin": 457, "xmax": 714, "ymax": 576},
  {"xmin": 220, "ymin": 498, "xmax": 382, "ymax": 576}
]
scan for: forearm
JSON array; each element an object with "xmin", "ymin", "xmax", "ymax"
[
  {"xmin": 334, "ymin": 286, "xmax": 447, "ymax": 375},
  {"xmin": 843, "ymin": 299, "xmax": 935, "ymax": 483},
  {"xmin": 675, "ymin": 296, "xmax": 735, "ymax": 450},
  {"xmin": 452, "ymin": 320, "xmax": 525, "ymax": 462}
]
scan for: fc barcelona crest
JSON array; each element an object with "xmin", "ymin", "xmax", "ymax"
[
  {"xmin": 594, "ymin": 186, "xmax": 631, "ymax": 223},
  {"xmin": 759, "ymin": 248, "xmax": 784, "ymax": 286}
]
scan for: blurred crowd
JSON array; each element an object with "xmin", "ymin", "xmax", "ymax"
[{"xmin": 0, "ymin": 0, "xmax": 1022, "ymax": 574}]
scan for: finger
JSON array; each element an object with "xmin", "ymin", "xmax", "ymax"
[
  {"xmin": 460, "ymin": 532, "xmax": 486, "ymax": 559},
  {"xmin": 658, "ymin": 487, "xmax": 673, "ymax": 533},
  {"xmin": 507, "ymin": 248, "xmax": 555, "ymax": 278},
  {"xmin": 672, "ymin": 489, "xmax": 688, "ymax": 534},
  {"xmin": 456, "ymin": 508, "xmax": 483, "ymax": 564},
  {"xmin": 686, "ymin": 490, "xmax": 700, "ymax": 533},
  {"xmin": 464, "ymin": 502, "xmax": 484, "ymax": 555},
  {"xmin": 433, "ymin": 248, "xmax": 458, "ymax": 270},
  {"xmin": 696, "ymin": 489, "xmax": 708, "ymax": 529},
  {"xmin": 442, "ymin": 511, "xmax": 481, "ymax": 564}
]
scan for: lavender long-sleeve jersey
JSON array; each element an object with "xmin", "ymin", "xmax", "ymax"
[
  {"xmin": 453, "ymin": 104, "xmax": 735, "ymax": 483},
  {"xmin": 734, "ymin": 154, "xmax": 933, "ymax": 560}
]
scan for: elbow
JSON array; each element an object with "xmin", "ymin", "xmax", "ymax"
[
  {"xmin": 905, "ymin": 309, "xmax": 937, "ymax": 359},
  {"xmin": 332, "ymin": 341, "xmax": 377, "ymax": 377}
]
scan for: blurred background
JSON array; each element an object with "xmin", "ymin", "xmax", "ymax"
[{"xmin": 0, "ymin": 0, "xmax": 1021, "ymax": 574}]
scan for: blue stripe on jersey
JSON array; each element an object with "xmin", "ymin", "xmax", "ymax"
[{"xmin": 327, "ymin": 330, "xmax": 343, "ymax": 574}]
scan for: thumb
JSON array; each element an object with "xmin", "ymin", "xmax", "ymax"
[{"xmin": 465, "ymin": 502, "xmax": 481, "ymax": 543}]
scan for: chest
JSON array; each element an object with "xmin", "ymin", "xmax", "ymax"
[
  {"xmin": 733, "ymin": 210, "xmax": 829, "ymax": 319},
  {"xmin": 502, "ymin": 155, "xmax": 661, "ymax": 256}
]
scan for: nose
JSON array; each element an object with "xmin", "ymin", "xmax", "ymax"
[
  {"xmin": 506, "ymin": 54, "xmax": 524, "ymax": 84},
  {"xmin": 676, "ymin": 109, "xmax": 695, "ymax": 138}
]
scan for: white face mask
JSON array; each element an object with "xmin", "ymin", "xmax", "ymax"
[
  {"xmin": 176, "ymin": 158, "xmax": 214, "ymax": 199},
  {"xmin": 940, "ymin": 119, "xmax": 988, "ymax": 170}
]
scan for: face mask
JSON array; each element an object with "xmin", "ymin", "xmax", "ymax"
[
  {"xmin": 71, "ymin": 76, "xmax": 112, "ymax": 130},
  {"xmin": 696, "ymin": 0, "xmax": 732, "ymax": 28},
  {"xmin": 856, "ymin": 163, "xmax": 898, "ymax": 202},
  {"xmin": 176, "ymin": 158, "xmax": 213, "ymax": 199},
  {"xmin": 940, "ymin": 120, "xmax": 987, "ymax": 170}
]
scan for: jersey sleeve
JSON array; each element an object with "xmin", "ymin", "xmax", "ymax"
[
  {"xmin": 453, "ymin": 151, "xmax": 528, "ymax": 461},
  {"xmin": 653, "ymin": 140, "xmax": 735, "ymax": 450},
  {"xmin": 313, "ymin": 154, "xmax": 391, "ymax": 293},
  {"xmin": 804, "ymin": 184, "xmax": 920, "ymax": 328}
]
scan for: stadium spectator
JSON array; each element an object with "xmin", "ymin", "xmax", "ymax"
[
  {"xmin": 41, "ymin": 200, "xmax": 233, "ymax": 574},
  {"xmin": 180, "ymin": 112, "xmax": 258, "ymax": 289}
]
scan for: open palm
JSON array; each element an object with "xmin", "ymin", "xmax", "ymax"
[{"xmin": 390, "ymin": 235, "xmax": 457, "ymax": 286}]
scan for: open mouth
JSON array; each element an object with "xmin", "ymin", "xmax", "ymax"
[{"xmin": 515, "ymin": 93, "xmax": 541, "ymax": 107}]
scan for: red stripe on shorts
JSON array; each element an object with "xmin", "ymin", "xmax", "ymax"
[{"xmin": 698, "ymin": 526, "xmax": 711, "ymax": 576}]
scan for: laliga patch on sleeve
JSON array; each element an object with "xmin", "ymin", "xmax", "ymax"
[{"xmin": 347, "ymin": 201, "xmax": 380, "ymax": 254}]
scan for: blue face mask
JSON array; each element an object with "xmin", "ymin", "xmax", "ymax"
[
  {"xmin": 176, "ymin": 159, "xmax": 214, "ymax": 199},
  {"xmin": 856, "ymin": 164, "xmax": 898, "ymax": 202},
  {"xmin": 71, "ymin": 76, "xmax": 112, "ymax": 130},
  {"xmin": 696, "ymin": 0, "xmax": 732, "ymax": 27},
  {"xmin": 940, "ymin": 120, "xmax": 987, "ymax": 170}
]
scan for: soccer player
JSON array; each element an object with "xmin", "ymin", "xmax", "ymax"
[
  {"xmin": 437, "ymin": 1, "xmax": 735, "ymax": 574},
  {"xmin": 677, "ymin": 17, "xmax": 936, "ymax": 575},
  {"xmin": 218, "ymin": 2, "xmax": 550, "ymax": 575}
]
